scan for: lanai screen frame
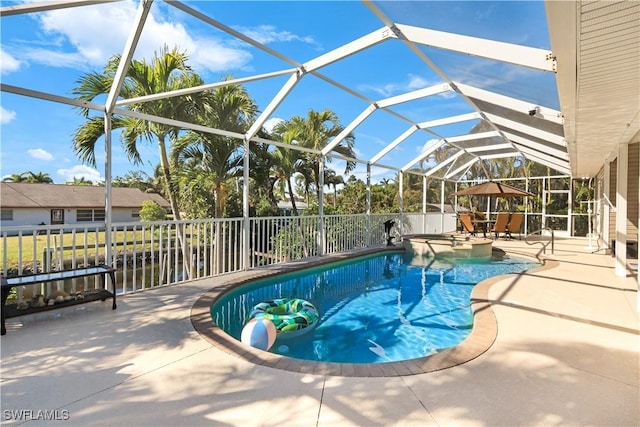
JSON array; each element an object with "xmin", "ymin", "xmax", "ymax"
[{"xmin": 0, "ymin": 0, "xmax": 570, "ymax": 269}]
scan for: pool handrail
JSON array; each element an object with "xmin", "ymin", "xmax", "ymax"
[{"xmin": 524, "ymin": 227, "xmax": 555, "ymax": 256}]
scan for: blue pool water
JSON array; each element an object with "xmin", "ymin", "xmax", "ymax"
[{"xmin": 211, "ymin": 252, "xmax": 539, "ymax": 364}]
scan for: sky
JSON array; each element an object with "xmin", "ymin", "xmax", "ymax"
[{"xmin": 0, "ymin": 1, "xmax": 554, "ymax": 185}]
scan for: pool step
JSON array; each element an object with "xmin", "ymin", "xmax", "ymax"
[{"xmin": 451, "ymin": 244, "xmax": 473, "ymax": 250}]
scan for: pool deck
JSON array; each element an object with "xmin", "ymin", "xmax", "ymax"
[{"xmin": 1, "ymin": 236, "xmax": 638, "ymax": 426}]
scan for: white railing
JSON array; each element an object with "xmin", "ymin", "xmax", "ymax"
[{"xmin": 2, "ymin": 212, "xmax": 458, "ymax": 299}]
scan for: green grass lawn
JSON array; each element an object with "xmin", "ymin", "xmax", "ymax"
[{"xmin": 1, "ymin": 229, "xmax": 168, "ymax": 271}]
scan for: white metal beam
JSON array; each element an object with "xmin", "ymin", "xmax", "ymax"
[
  {"xmin": 105, "ymin": 0, "xmax": 152, "ymax": 115},
  {"xmin": 417, "ymin": 112, "xmax": 481, "ymax": 130},
  {"xmin": 245, "ymin": 71, "xmax": 302, "ymax": 140},
  {"xmin": 516, "ymin": 146, "xmax": 571, "ymax": 174},
  {"xmin": 117, "ymin": 69, "xmax": 295, "ymax": 107},
  {"xmin": 375, "ymin": 83, "xmax": 452, "ymax": 108},
  {"xmin": 445, "ymin": 158, "xmax": 477, "ymax": 179},
  {"xmin": 455, "ymin": 82, "xmax": 563, "ymax": 125},
  {"xmin": 167, "ymin": 0, "xmax": 300, "ymax": 68},
  {"xmin": 396, "ymin": 23, "xmax": 556, "ymax": 72},
  {"xmin": 322, "ymin": 104, "xmax": 377, "ymax": 156},
  {"xmin": 1, "ymin": 83, "xmax": 104, "ymax": 111},
  {"xmin": 479, "ymin": 153, "xmax": 520, "ymax": 160},
  {"xmin": 304, "ymin": 27, "xmax": 394, "ymax": 72},
  {"xmin": 505, "ymin": 131, "xmax": 569, "ymax": 160},
  {"xmin": 465, "ymin": 143, "xmax": 514, "ymax": 153},
  {"xmin": 485, "ymin": 113, "xmax": 566, "ymax": 147},
  {"xmin": 424, "ymin": 151, "xmax": 464, "ymax": 177},
  {"xmin": 400, "ymin": 138, "xmax": 447, "ymax": 171},
  {"xmin": 322, "ymin": 83, "xmax": 451, "ymax": 156},
  {"xmin": 446, "ymin": 130, "xmax": 501, "ymax": 144},
  {"xmin": 0, "ymin": 0, "xmax": 115, "ymax": 16},
  {"xmin": 370, "ymin": 125, "xmax": 419, "ymax": 164}
]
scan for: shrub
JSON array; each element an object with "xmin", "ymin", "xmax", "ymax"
[{"xmin": 140, "ymin": 200, "xmax": 167, "ymax": 222}]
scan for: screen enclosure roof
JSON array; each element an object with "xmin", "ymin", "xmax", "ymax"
[{"xmin": 2, "ymin": 1, "xmax": 638, "ymax": 181}]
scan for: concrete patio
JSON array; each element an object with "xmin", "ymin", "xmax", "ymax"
[{"xmin": 1, "ymin": 236, "xmax": 638, "ymax": 426}]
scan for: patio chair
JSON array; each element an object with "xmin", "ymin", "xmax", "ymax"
[
  {"xmin": 505, "ymin": 212, "xmax": 524, "ymax": 239},
  {"xmin": 459, "ymin": 213, "xmax": 476, "ymax": 236},
  {"xmin": 490, "ymin": 212, "xmax": 510, "ymax": 239}
]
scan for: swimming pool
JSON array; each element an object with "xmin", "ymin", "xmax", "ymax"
[{"xmin": 210, "ymin": 251, "xmax": 539, "ymax": 364}]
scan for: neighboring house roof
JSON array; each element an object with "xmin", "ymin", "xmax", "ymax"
[
  {"xmin": 277, "ymin": 201, "xmax": 308, "ymax": 210},
  {"xmin": 0, "ymin": 183, "xmax": 170, "ymax": 209}
]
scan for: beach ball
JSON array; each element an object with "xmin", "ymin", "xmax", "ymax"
[{"xmin": 241, "ymin": 318, "xmax": 277, "ymax": 351}]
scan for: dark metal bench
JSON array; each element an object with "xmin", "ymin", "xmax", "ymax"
[{"xmin": 1, "ymin": 265, "xmax": 117, "ymax": 335}]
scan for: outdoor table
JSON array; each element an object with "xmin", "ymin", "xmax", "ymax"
[{"xmin": 472, "ymin": 219, "xmax": 493, "ymax": 238}]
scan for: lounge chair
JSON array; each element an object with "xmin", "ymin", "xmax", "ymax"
[
  {"xmin": 505, "ymin": 212, "xmax": 524, "ymax": 239},
  {"xmin": 490, "ymin": 212, "xmax": 510, "ymax": 239},
  {"xmin": 459, "ymin": 213, "xmax": 476, "ymax": 235}
]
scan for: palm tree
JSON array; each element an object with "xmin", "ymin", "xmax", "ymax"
[
  {"xmin": 172, "ymin": 77, "xmax": 257, "ymax": 218},
  {"xmin": 72, "ymin": 45, "xmax": 206, "ymax": 221},
  {"xmin": 270, "ymin": 122, "xmax": 315, "ymax": 257},
  {"xmin": 73, "ymin": 46, "xmax": 208, "ymax": 279},
  {"xmin": 249, "ymin": 141, "xmax": 279, "ymax": 212},
  {"xmin": 173, "ymin": 134, "xmax": 243, "ymax": 218},
  {"xmin": 281, "ymin": 109, "xmax": 356, "ymax": 203},
  {"xmin": 2, "ymin": 173, "xmax": 28, "ymax": 182},
  {"xmin": 25, "ymin": 172, "xmax": 54, "ymax": 183},
  {"xmin": 269, "ymin": 143, "xmax": 305, "ymax": 217},
  {"xmin": 323, "ymin": 168, "xmax": 344, "ymax": 207},
  {"xmin": 67, "ymin": 176, "xmax": 93, "ymax": 186}
]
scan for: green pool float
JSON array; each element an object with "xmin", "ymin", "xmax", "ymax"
[{"xmin": 249, "ymin": 298, "xmax": 319, "ymax": 338}]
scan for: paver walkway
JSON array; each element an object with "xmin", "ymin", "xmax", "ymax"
[{"xmin": 1, "ymin": 237, "xmax": 637, "ymax": 426}]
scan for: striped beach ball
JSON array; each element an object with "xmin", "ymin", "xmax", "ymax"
[{"xmin": 241, "ymin": 318, "xmax": 277, "ymax": 351}]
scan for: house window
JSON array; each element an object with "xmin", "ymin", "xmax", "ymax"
[
  {"xmin": 93, "ymin": 210, "xmax": 105, "ymax": 221},
  {"xmin": 1, "ymin": 209, "xmax": 13, "ymax": 221},
  {"xmin": 132, "ymin": 209, "xmax": 140, "ymax": 218},
  {"xmin": 77, "ymin": 209, "xmax": 105, "ymax": 222}
]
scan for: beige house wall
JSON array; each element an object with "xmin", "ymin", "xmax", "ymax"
[
  {"xmin": 627, "ymin": 141, "xmax": 639, "ymax": 242},
  {"xmin": 597, "ymin": 140, "xmax": 639, "ymax": 250}
]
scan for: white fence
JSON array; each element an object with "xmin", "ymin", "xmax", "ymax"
[{"xmin": 1, "ymin": 212, "xmax": 455, "ymax": 298}]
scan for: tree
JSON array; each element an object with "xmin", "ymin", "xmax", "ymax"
[
  {"xmin": 336, "ymin": 176, "xmax": 367, "ymax": 214},
  {"xmin": 139, "ymin": 200, "xmax": 167, "ymax": 222},
  {"xmin": 72, "ymin": 45, "xmax": 206, "ymax": 222},
  {"xmin": 270, "ymin": 121, "xmax": 311, "ymax": 217},
  {"xmin": 279, "ymin": 110, "xmax": 356, "ymax": 203},
  {"xmin": 323, "ymin": 168, "xmax": 344, "ymax": 207},
  {"xmin": 67, "ymin": 176, "xmax": 93, "ymax": 186},
  {"xmin": 72, "ymin": 46, "xmax": 209, "ymax": 279},
  {"xmin": 172, "ymin": 77, "xmax": 257, "ymax": 218},
  {"xmin": 25, "ymin": 172, "xmax": 54, "ymax": 183},
  {"xmin": 112, "ymin": 170, "xmax": 156, "ymax": 192},
  {"xmin": 248, "ymin": 141, "xmax": 279, "ymax": 214},
  {"xmin": 3, "ymin": 173, "xmax": 27, "ymax": 182}
]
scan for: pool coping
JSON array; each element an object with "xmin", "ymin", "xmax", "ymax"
[{"xmin": 190, "ymin": 245, "xmax": 558, "ymax": 377}]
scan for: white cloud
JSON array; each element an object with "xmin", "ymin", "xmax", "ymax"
[
  {"xmin": 0, "ymin": 106, "xmax": 16, "ymax": 124},
  {"xmin": 0, "ymin": 48, "xmax": 21, "ymax": 74},
  {"xmin": 20, "ymin": 47, "xmax": 88, "ymax": 70},
  {"xmin": 57, "ymin": 165, "xmax": 104, "ymax": 183},
  {"xmin": 238, "ymin": 25, "xmax": 321, "ymax": 49},
  {"xmin": 263, "ymin": 117, "xmax": 284, "ymax": 134},
  {"xmin": 407, "ymin": 74, "xmax": 430, "ymax": 90},
  {"xmin": 26, "ymin": 1, "xmax": 253, "ymax": 73},
  {"xmin": 418, "ymin": 138, "xmax": 441, "ymax": 154},
  {"xmin": 27, "ymin": 148, "xmax": 54, "ymax": 161},
  {"xmin": 12, "ymin": 1, "xmax": 320, "ymax": 75},
  {"xmin": 358, "ymin": 74, "xmax": 435, "ymax": 98},
  {"xmin": 188, "ymin": 39, "xmax": 253, "ymax": 73}
]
